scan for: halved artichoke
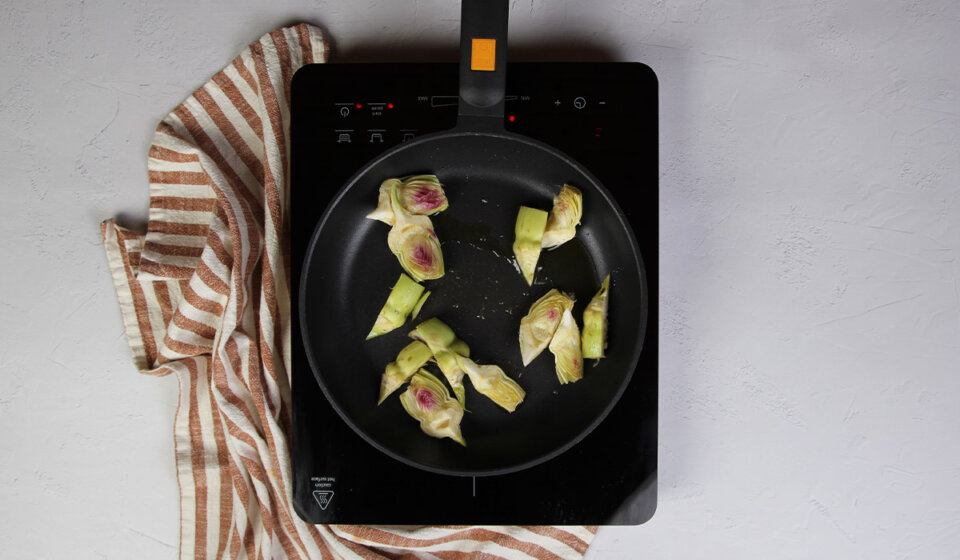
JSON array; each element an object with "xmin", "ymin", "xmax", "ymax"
[
  {"xmin": 366, "ymin": 175, "xmax": 449, "ymax": 226},
  {"xmin": 366, "ymin": 273, "xmax": 426, "ymax": 339},
  {"xmin": 378, "ymin": 340, "xmax": 433, "ymax": 404},
  {"xmin": 518, "ymin": 289, "xmax": 575, "ymax": 366},
  {"xmin": 541, "ymin": 184, "xmax": 583, "ymax": 248},
  {"xmin": 397, "ymin": 175, "xmax": 449, "ymax": 215},
  {"xmin": 387, "ymin": 181, "xmax": 444, "ymax": 282},
  {"xmin": 548, "ymin": 307, "xmax": 584, "ymax": 384},
  {"xmin": 512, "ymin": 206, "xmax": 549, "ymax": 285},
  {"xmin": 582, "ymin": 274, "xmax": 610, "ymax": 360},
  {"xmin": 399, "ymin": 369, "xmax": 466, "ymax": 446}
]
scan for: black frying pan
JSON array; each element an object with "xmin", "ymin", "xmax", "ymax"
[{"xmin": 300, "ymin": 0, "xmax": 648, "ymax": 476}]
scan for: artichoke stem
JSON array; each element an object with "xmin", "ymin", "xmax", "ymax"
[
  {"xmin": 582, "ymin": 274, "xmax": 610, "ymax": 360},
  {"xmin": 512, "ymin": 206, "xmax": 549, "ymax": 285},
  {"xmin": 366, "ymin": 274, "xmax": 425, "ymax": 339}
]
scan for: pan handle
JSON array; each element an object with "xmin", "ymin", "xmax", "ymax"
[{"xmin": 456, "ymin": 0, "xmax": 509, "ymax": 131}]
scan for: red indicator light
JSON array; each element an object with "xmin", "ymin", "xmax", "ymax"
[
  {"xmin": 508, "ymin": 115, "xmax": 516, "ymax": 122},
  {"xmin": 355, "ymin": 103, "xmax": 363, "ymax": 109},
  {"xmin": 387, "ymin": 103, "xmax": 395, "ymax": 109}
]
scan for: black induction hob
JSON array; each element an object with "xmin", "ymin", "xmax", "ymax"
[{"xmin": 290, "ymin": 62, "xmax": 657, "ymax": 525}]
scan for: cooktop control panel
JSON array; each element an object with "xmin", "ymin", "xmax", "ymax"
[
  {"xmin": 299, "ymin": 62, "xmax": 645, "ymax": 155},
  {"xmin": 290, "ymin": 62, "xmax": 657, "ymax": 525}
]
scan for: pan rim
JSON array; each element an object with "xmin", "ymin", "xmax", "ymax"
[{"xmin": 298, "ymin": 129, "xmax": 649, "ymax": 476}]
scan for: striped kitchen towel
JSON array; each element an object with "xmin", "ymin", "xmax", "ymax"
[{"xmin": 101, "ymin": 23, "xmax": 597, "ymax": 559}]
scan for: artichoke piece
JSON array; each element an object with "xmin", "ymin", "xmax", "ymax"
[
  {"xmin": 518, "ymin": 289, "xmax": 575, "ymax": 366},
  {"xmin": 541, "ymin": 184, "xmax": 583, "ymax": 248},
  {"xmin": 366, "ymin": 175, "xmax": 448, "ymax": 225},
  {"xmin": 410, "ymin": 318, "xmax": 523, "ymax": 412},
  {"xmin": 410, "ymin": 318, "xmax": 467, "ymax": 406},
  {"xmin": 411, "ymin": 290, "xmax": 430, "ymax": 320},
  {"xmin": 378, "ymin": 341, "xmax": 433, "ymax": 404},
  {"xmin": 582, "ymin": 274, "xmax": 610, "ymax": 360},
  {"xmin": 366, "ymin": 273, "xmax": 426, "ymax": 340},
  {"xmin": 455, "ymin": 355, "xmax": 526, "ymax": 413},
  {"xmin": 397, "ymin": 175, "xmax": 449, "ymax": 215},
  {"xmin": 399, "ymin": 369, "xmax": 466, "ymax": 446},
  {"xmin": 512, "ymin": 206, "xmax": 549, "ymax": 285},
  {"xmin": 548, "ymin": 307, "xmax": 584, "ymax": 384},
  {"xmin": 365, "ymin": 178, "xmax": 402, "ymax": 225},
  {"xmin": 387, "ymin": 181, "xmax": 445, "ymax": 282}
]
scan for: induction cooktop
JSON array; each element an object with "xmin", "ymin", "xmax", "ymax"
[{"xmin": 289, "ymin": 62, "xmax": 657, "ymax": 525}]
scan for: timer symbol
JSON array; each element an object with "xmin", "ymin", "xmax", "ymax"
[{"xmin": 573, "ymin": 97, "xmax": 586, "ymax": 109}]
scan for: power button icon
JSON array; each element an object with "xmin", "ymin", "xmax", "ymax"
[
  {"xmin": 573, "ymin": 97, "xmax": 586, "ymax": 109},
  {"xmin": 340, "ymin": 106, "xmax": 350, "ymax": 117}
]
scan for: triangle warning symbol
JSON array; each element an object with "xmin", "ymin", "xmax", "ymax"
[{"xmin": 313, "ymin": 490, "xmax": 334, "ymax": 511}]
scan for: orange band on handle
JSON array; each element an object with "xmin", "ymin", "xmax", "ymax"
[{"xmin": 470, "ymin": 38, "xmax": 497, "ymax": 71}]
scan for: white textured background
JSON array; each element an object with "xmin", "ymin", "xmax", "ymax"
[{"xmin": 2, "ymin": 0, "xmax": 959, "ymax": 558}]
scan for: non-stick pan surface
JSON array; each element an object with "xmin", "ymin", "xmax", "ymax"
[{"xmin": 299, "ymin": 1, "xmax": 649, "ymax": 476}]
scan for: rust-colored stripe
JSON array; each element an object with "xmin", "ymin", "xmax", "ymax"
[
  {"xmin": 336, "ymin": 537, "xmax": 385, "ymax": 560},
  {"xmin": 149, "ymin": 242, "xmax": 205, "ymax": 259},
  {"xmin": 172, "ymin": 104, "xmax": 264, "ymax": 226},
  {"xmin": 429, "ymin": 550, "xmax": 507, "ymax": 560},
  {"xmin": 148, "ymin": 221, "xmax": 210, "ymax": 237},
  {"xmin": 268, "ymin": 29, "xmax": 294, "ymax": 105},
  {"xmin": 139, "ymin": 258, "xmax": 197, "ymax": 280},
  {"xmin": 211, "ymin": 72, "xmax": 263, "ymax": 135},
  {"xmin": 230, "ymin": 525, "xmax": 242, "ymax": 559},
  {"xmin": 193, "ymin": 85, "xmax": 266, "ymax": 181},
  {"xmin": 232, "ymin": 56, "xmax": 259, "ymax": 94},
  {"xmin": 182, "ymin": 282, "xmax": 225, "ymax": 317},
  {"xmin": 172, "ymin": 312, "xmax": 218, "ymax": 341},
  {"xmin": 149, "ymin": 144, "xmax": 199, "ymax": 163},
  {"xmin": 162, "ymin": 336, "xmax": 210, "ymax": 358},
  {"xmin": 117, "ymin": 230, "xmax": 159, "ymax": 366},
  {"xmin": 205, "ymin": 228, "xmax": 233, "ymax": 271},
  {"xmin": 250, "ymin": 41, "xmax": 288, "ymax": 199},
  {"xmin": 149, "ymin": 170, "xmax": 212, "ymax": 186},
  {"xmin": 184, "ymin": 358, "xmax": 209, "ymax": 560},
  {"xmin": 150, "ymin": 196, "xmax": 218, "ymax": 212},
  {"xmin": 345, "ymin": 527, "xmax": 566, "ymax": 560},
  {"xmin": 208, "ymin": 381, "xmax": 232, "ymax": 560},
  {"xmin": 154, "ymin": 282, "xmax": 174, "ymax": 327},
  {"xmin": 521, "ymin": 526, "xmax": 591, "ymax": 555},
  {"xmin": 156, "ymin": 120, "xmax": 192, "ymax": 142},
  {"xmin": 195, "ymin": 260, "xmax": 231, "ymax": 296},
  {"xmin": 215, "ymin": 339, "xmax": 263, "ymax": 437},
  {"xmin": 296, "ymin": 24, "xmax": 314, "ymax": 65},
  {"xmin": 307, "ymin": 526, "xmax": 335, "ymax": 560}
]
